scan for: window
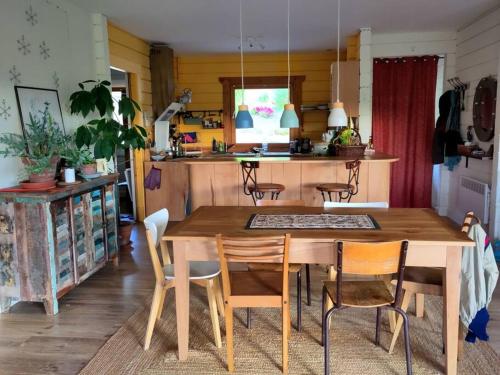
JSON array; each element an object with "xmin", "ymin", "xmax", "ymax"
[
  {"xmin": 234, "ymin": 88, "xmax": 290, "ymax": 143},
  {"xmin": 219, "ymin": 76, "xmax": 305, "ymax": 145}
]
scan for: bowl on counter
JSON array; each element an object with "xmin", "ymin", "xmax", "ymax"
[{"xmin": 151, "ymin": 154, "xmax": 166, "ymax": 161}]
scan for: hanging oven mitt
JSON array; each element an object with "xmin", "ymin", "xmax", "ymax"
[{"xmin": 144, "ymin": 167, "xmax": 161, "ymax": 190}]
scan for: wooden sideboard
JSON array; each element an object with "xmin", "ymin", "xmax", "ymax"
[
  {"xmin": 0, "ymin": 175, "xmax": 119, "ymax": 315},
  {"xmin": 144, "ymin": 153, "xmax": 398, "ymax": 221}
]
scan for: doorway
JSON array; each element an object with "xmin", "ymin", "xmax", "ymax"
[{"xmin": 110, "ymin": 67, "xmax": 136, "ymax": 220}]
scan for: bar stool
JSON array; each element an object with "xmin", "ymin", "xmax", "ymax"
[
  {"xmin": 241, "ymin": 160, "xmax": 285, "ymax": 205},
  {"xmin": 316, "ymin": 160, "xmax": 361, "ymax": 202}
]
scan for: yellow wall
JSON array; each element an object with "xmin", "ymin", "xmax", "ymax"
[
  {"xmin": 107, "ymin": 22, "xmax": 152, "ymax": 221},
  {"xmin": 175, "ymin": 51, "xmax": 344, "ymax": 144}
]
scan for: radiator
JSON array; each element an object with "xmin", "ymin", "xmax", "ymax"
[{"xmin": 457, "ymin": 176, "xmax": 490, "ymax": 224}]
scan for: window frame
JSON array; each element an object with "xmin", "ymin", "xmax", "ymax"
[{"xmin": 219, "ymin": 76, "xmax": 305, "ymax": 146}]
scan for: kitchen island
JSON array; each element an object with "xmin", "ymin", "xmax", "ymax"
[{"xmin": 144, "ymin": 153, "xmax": 398, "ymax": 221}]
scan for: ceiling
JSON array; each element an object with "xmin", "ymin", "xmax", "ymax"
[{"xmin": 71, "ymin": 0, "xmax": 499, "ymax": 53}]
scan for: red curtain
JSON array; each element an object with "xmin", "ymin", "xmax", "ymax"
[{"xmin": 372, "ymin": 56, "xmax": 438, "ymax": 208}]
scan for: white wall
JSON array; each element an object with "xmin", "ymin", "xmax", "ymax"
[
  {"xmin": 448, "ymin": 7, "xmax": 500, "ymax": 237},
  {"xmin": 0, "ymin": 0, "xmax": 109, "ymax": 187}
]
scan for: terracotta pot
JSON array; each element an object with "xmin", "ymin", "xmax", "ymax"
[
  {"xmin": 81, "ymin": 163, "xmax": 97, "ymax": 175},
  {"xmin": 119, "ymin": 222, "xmax": 134, "ymax": 251},
  {"xmin": 22, "ymin": 156, "xmax": 60, "ymax": 183}
]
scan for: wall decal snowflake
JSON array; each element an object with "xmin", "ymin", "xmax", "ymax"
[
  {"xmin": 9, "ymin": 66, "xmax": 21, "ymax": 85},
  {"xmin": 25, "ymin": 5, "xmax": 38, "ymax": 26},
  {"xmin": 40, "ymin": 41, "xmax": 50, "ymax": 60},
  {"xmin": 0, "ymin": 100, "xmax": 12, "ymax": 120},
  {"xmin": 52, "ymin": 72, "xmax": 60, "ymax": 89},
  {"xmin": 17, "ymin": 35, "xmax": 31, "ymax": 55}
]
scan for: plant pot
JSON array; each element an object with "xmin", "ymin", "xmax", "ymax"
[
  {"xmin": 22, "ymin": 156, "xmax": 60, "ymax": 183},
  {"xmin": 64, "ymin": 168, "xmax": 76, "ymax": 183},
  {"xmin": 119, "ymin": 221, "xmax": 134, "ymax": 251},
  {"xmin": 81, "ymin": 163, "xmax": 97, "ymax": 175}
]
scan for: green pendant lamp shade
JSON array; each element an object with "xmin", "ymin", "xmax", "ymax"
[
  {"xmin": 235, "ymin": 0, "xmax": 253, "ymax": 129},
  {"xmin": 280, "ymin": 103, "xmax": 299, "ymax": 128},
  {"xmin": 280, "ymin": 0, "xmax": 299, "ymax": 129},
  {"xmin": 235, "ymin": 104, "xmax": 253, "ymax": 129}
]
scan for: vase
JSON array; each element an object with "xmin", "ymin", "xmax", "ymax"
[{"xmin": 64, "ymin": 168, "xmax": 76, "ymax": 183}]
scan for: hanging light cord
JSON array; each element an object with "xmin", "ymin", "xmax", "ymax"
[
  {"xmin": 336, "ymin": 0, "xmax": 340, "ymax": 102},
  {"xmin": 240, "ymin": 0, "xmax": 245, "ymax": 105},
  {"xmin": 287, "ymin": 0, "xmax": 291, "ymax": 104}
]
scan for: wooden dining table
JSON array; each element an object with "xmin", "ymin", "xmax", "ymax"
[{"xmin": 162, "ymin": 206, "xmax": 474, "ymax": 375}]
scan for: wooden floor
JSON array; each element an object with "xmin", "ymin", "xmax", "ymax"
[{"xmin": 0, "ymin": 225, "xmax": 499, "ymax": 375}]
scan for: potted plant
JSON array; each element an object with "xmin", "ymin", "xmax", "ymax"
[
  {"xmin": 0, "ymin": 104, "xmax": 67, "ymax": 183},
  {"xmin": 333, "ymin": 125, "xmax": 366, "ymax": 157},
  {"xmin": 61, "ymin": 142, "xmax": 95, "ymax": 180},
  {"xmin": 69, "ymin": 80, "xmax": 146, "ymax": 162},
  {"xmin": 79, "ymin": 148, "xmax": 97, "ymax": 175}
]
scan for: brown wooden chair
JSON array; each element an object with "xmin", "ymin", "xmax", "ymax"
[
  {"xmin": 241, "ymin": 160, "xmax": 285, "ymax": 205},
  {"xmin": 144, "ymin": 209, "xmax": 224, "ymax": 350},
  {"xmin": 216, "ymin": 234, "xmax": 291, "ymax": 373},
  {"xmin": 388, "ymin": 211, "xmax": 477, "ymax": 356},
  {"xmin": 248, "ymin": 199, "xmax": 311, "ymax": 331},
  {"xmin": 322, "ymin": 240, "xmax": 412, "ymax": 375},
  {"xmin": 316, "ymin": 160, "xmax": 361, "ymax": 202}
]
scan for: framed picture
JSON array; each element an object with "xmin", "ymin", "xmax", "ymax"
[{"xmin": 14, "ymin": 86, "xmax": 66, "ymax": 138}]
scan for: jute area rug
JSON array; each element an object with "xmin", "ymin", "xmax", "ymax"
[{"xmin": 80, "ymin": 266, "xmax": 499, "ymax": 374}]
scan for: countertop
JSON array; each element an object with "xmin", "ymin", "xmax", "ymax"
[{"xmin": 145, "ymin": 152, "xmax": 398, "ymax": 164}]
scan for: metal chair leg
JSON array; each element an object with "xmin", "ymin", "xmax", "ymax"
[
  {"xmin": 297, "ymin": 270, "xmax": 302, "ymax": 331},
  {"xmin": 321, "ymin": 191, "xmax": 326, "ymax": 201},
  {"xmin": 305, "ymin": 264, "xmax": 311, "ymax": 306},
  {"xmin": 323, "ymin": 307, "xmax": 339, "ymax": 375},
  {"xmin": 247, "ymin": 307, "xmax": 251, "ymax": 329},
  {"xmin": 395, "ymin": 307, "xmax": 413, "ymax": 375},
  {"xmin": 321, "ymin": 286, "xmax": 327, "ymax": 346},
  {"xmin": 328, "ymin": 192, "xmax": 332, "ymax": 201},
  {"xmin": 375, "ymin": 307, "xmax": 382, "ymax": 346}
]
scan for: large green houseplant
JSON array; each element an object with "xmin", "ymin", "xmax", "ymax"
[
  {"xmin": 69, "ymin": 80, "xmax": 147, "ymax": 161},
  {"xmin": 0, "ymin": 104, "xmax": 68, "ymax": 182}
]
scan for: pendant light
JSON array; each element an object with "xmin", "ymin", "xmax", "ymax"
[
  {"xmin": 235, "ymin": 0, "xmax": 253, "ymax": 129},
  {"xmin": 280, "ymin": 0, "xmax": 299, "ymax": 128},
  {"xmin": 327, "ymin": 0, "xmax": 348, "ymax": 129}
]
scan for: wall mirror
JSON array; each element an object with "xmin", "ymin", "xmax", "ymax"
[{"xmin": 473, "ymin": 76, "xmax": 497, "ymax": 142}]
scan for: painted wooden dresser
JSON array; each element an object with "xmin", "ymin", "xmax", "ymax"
[{"xmin": 0, "ymin": 175, "xmax": 119, "ymax": 315}]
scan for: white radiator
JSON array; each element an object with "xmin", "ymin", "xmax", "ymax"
[{"xmin": 457, "ymin": 176, "xmax": 490, "ymax": 224}]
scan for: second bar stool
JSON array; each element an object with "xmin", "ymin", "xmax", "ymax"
[
  {"xmin": 241, "ymin": 160, "xmax": 285, "ymax": 205},
  {"xmin": 316, "ymin": 160, "xmax": 361, "ymax": 202}
]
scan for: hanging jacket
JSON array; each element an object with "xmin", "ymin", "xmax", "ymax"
[{"xmin": 460, "ymin": 224, "xmax": 499, "ymax": 338}]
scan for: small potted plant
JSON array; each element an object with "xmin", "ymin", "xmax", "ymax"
[
  {"xmin": 0, "ymin": 104, "xmax": 67, "ymax": 183},
  {"xmin": 333, "ymin": 124, "xmax": 366, "ymax": 157},
  {"xmin": 79, "ymin": 148, "xmax": 97, "ymax": 176}
]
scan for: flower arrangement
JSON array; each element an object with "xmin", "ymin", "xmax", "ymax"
[{"xmin": 252, "ymin": 106, "xmax": 274, "ymax": 119}]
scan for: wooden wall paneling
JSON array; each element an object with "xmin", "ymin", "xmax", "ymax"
[
  {"xmin": 189, "ymin": 164, "xmax": 215, "ymax": 211},
  {"xmin": 213, "ymin": 164, "xmax": 239, "ymax": 206},
  {"xmin": 367, "ymin": 163, "xmax": 391, "ymax": 203},
  {"xmin": 335, "ymin": 162, "xmax": 369, "ymax": 203},
  {"xmin": 300, "ymin": 163, "xmax": 336, "ymax": 206},
  {"xmin": 144, "ymin": 162, "xmax": 189, "ymax": 220},
  {"xmin": 50, "ymin": 199, "xmax": 75, "ymax": 294},
  {"xmin": 0, "ymin": 202, "xmax": 19, "ymax": 311},
  {"xmin": 270, "ymin": 163, "xmax": 301, "ymax": 200}
]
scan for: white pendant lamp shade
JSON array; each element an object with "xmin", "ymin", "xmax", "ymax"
[
  {"xmin": 328, "ymin": 101, "xmax": 348, "ymax": 128},
  {"xmin": 280, "ymin": 103, "xmax": 299, "ymax": 128},
  {"xmin": 279, "ymin": 0, "xmax": 299, "ymax": 129}
]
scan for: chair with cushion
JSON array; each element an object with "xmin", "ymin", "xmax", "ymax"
[
  {"xmin": 241, "ymin": 160, "xmax": 285, "ymax": 205},
  {"xmin": 216, "ymin": 234, "xmax": 291, "ymax": 373},
  {"xmin": 143, "ymin": 209, "xmax": 224, "ymax": 350},
  {"xmin": 387, "ymin": 211, "xmax": 476, "ymax": 357},
  {"xmin": 322, "ymin": 240, "xmax": 412, "ymax": 375},
  {"xmin": 316, "ymin": 160, "xmax": 361, "ymax": 202},
  {"xmin": 247, "ymin": 199, "xmax": 310, "ymax": 331}
]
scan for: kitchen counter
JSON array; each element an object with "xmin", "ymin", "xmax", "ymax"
[{"xmin": 144, "ymin": 153, "xmax": 398, "ymax": 220}]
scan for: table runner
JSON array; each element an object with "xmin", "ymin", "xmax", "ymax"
[{"xmin": 246, "ymin": 214, "xmax": 380, "ymax": 230}]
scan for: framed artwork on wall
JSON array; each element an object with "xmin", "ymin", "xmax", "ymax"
[{"xmin": 14, "ymin": 86, "xmax": 66, "ymax": 138}]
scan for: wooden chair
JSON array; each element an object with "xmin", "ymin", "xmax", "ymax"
[
  {"xmin": 388, "ymin": 211, "xmax": 477, "ymax": 356},
  {"xmin": 241, "ymin": 160, "xmax": 285, "ymax": 205},
  {"xmin": 324, "ymin": 201, "xmax": 389, "ymax": 208},
  {"xmin": 216, "ymin": 234, "xmax": 291, "ymax": 373},
  {"xmin": 316, "ymin": 160, "xmax": 361, "ymax": 202},
  {"xmin": 143, "ymin": 209, "xmax": 224, "ymax": 350},
  {"xmin": 249, "ymin": 199, "xmax": 311, "ymax": 331},
  {"xmin": 322, "ymin": 240, "xmax": 412, "ymax": 375}
]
